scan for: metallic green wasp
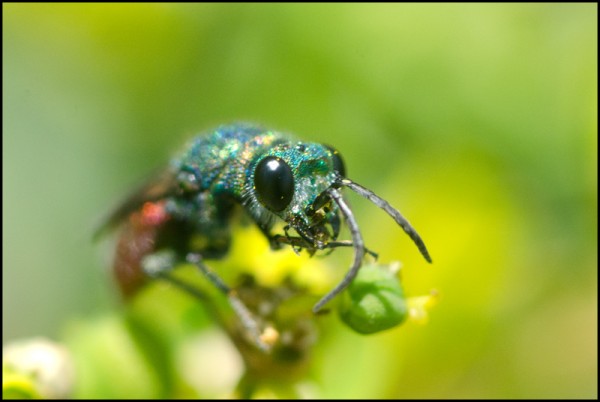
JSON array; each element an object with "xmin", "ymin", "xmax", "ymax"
[{"xmin": 96, "ymin": 123, "xmax": 431, "ymax": 351}]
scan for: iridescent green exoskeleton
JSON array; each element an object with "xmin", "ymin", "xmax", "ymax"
[{"xmin": 96, "ymin": 123, "xmax": 431, "ymax": 351}]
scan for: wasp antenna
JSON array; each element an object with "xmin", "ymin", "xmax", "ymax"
[
  {"xmin": 341, "ymin": 179, "xmax": 432, "ymax": 263},
  {"xmin": 312, "ymin": 188, "xmax": 365, "ymax": 313}
]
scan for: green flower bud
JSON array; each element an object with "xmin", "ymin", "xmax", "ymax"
[{"xmin": 339, "ymin": 263, "xmax": 408, "ymax": 334}]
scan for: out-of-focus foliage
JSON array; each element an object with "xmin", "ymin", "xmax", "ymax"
[
  {"xmin": 3, "ymin": 338, "xmax": 75, "ymax": 399},
  {"xmin": 3, "ymin": 3, "xmax": 596, "ymax": 399}
]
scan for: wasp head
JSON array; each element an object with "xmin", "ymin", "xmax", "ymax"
[
  {"xmin": 245, "ymin": 140, "xmax": 431, "ymax": 313},
  {"xmin": 246, "ymin": 141, "xmax": 344, "ymax": 247}
]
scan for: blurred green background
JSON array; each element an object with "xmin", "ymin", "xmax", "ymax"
[{"xmin": 3, "ymin": 3, "xmax": 597, "ymax": 399}]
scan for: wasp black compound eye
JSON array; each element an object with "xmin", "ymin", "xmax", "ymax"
[
  {"xmin": 325, "ymin": 145, "xmax": 346, "ymax": 177},
  {"xmin": 254, "ymin": 156, "xmax": 295, "ymax": 212}
]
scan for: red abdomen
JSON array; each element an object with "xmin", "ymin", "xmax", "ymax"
[{"xmin": 113, "ymin": 201, "xmax": 170, "ymax": 298}]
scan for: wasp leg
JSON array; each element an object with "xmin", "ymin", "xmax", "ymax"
[
  {"xmin": 269, "ymin": 234, "xmax": 378, "ymax": 259},
  {"xmin": 141, "ymin": 250, "xmax": 177, "ymax": 278},
  {"xmin": 140, "ymin": 251, "xmax": 272, "ymax": 352},
  {"xmin": 256, "ymin": 224, "xmax": 285, "ymax": 251},
  {"xmin": 322, "ymin": 240, "xmax": 379, "ymax": 260},
  {"xmin": 270, "ymin": 233, "xmax": 309, "ymax": 249},
  {"xmin": 142, "ymin": 251, "xmax": 212, "ymax": 308},
  {"xmin": 284, "ymin": 225, "xmax": 305, "ymax": 256},
  {"xmin": 186, "ymin": 253, "xmax": 272, "ymax": 353}
]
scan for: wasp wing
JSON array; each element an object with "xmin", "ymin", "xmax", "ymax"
[{"xmin": 93, "ymin": 168, "xmax": 179, "ymax": 241}]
